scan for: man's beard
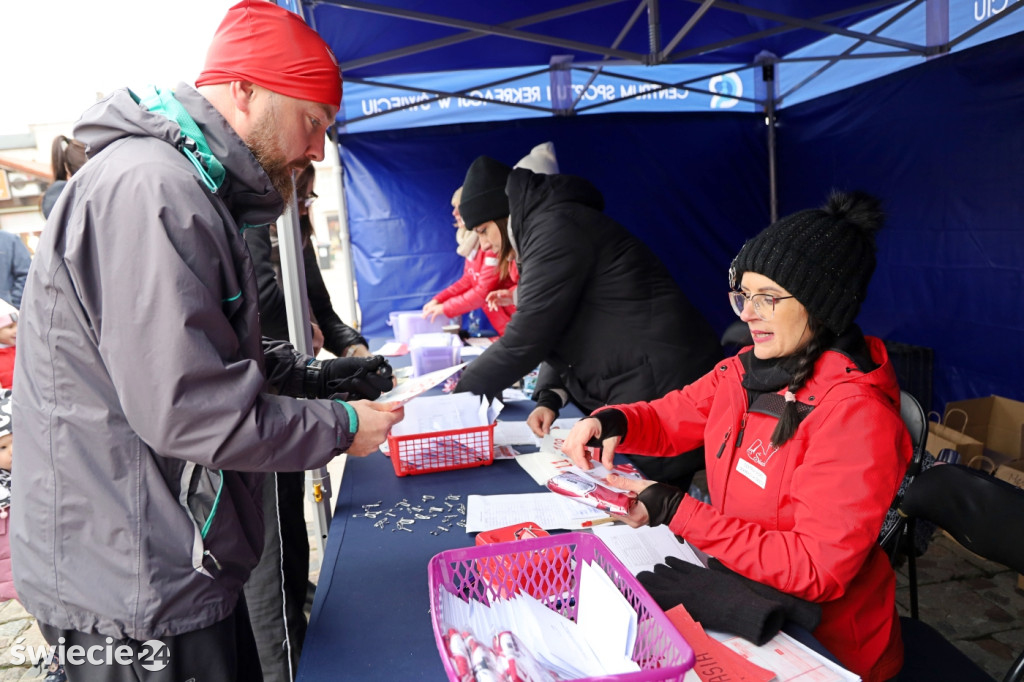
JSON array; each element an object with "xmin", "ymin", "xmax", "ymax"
[{"xmin": 245, "ymin": 99, "xmax": 307, "ymax": 201}]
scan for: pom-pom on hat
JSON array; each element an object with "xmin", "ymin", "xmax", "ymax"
[
  {"xmin": 515, "ymin": 142, "xmax": 559, "ymax": 175},
  {"xmin": 729, "ymin": 190, "xmax": 885, "ymax": 335},
  {"xmin": 196, "ymin": 0, "xmax": 343, "ymax": 109},
  {"xmin": 459, "ymin": 156, "xmax": 513, "ymax": 231}
]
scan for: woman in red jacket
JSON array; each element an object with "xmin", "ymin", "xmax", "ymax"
[
  {"xmin": 563, "ymin": 191, "xmax": 910, "ymax": 682},
  {"xmin": 422, "ymin": 186, "xmax": 517, "ymax": 335}
]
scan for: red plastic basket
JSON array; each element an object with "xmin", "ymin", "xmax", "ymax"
[
  {"xmin": 386, "ymin": 423, "xmax": 495, "ymax": 476},
  {"xmin": 428, "ymin": 532, "xmax": 695, "ymax": 681}
]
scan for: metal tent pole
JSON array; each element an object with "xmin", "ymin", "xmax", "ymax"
[{"xmin": 277, "ymin": 185, "xmax": 334, "ymax": 557}]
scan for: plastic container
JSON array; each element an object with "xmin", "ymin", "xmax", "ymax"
[
  {"xmin": 386, "ymin": 423, "xmax": 494, "ymax": 476},
  {"xmin": 428, "ymin": 532, "xmax": 695, "ymax": 681},
  {"xmin": 388, "ymin": 310, "xmax": 455, "ymax": 345},
  {"xmin": 409, "ymin": 332, "xmax": 462, "ymax": 377}
]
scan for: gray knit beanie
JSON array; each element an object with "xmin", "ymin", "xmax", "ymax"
[
  {"xmin": 459, "ymin": 156, "xmax": 512, "ymax": 231},
  {"xmin": 729, "ymin": 190, "xmax": 884, "ymax": 335}
]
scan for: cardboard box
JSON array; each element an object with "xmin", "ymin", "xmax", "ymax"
[
  {"xmin": 945, "ymin": 395, "xmax": 1024, "ymax": 462},
  {"xmin": 996, "ymin": 459, "xmax": 1024, "ymax": 489}
]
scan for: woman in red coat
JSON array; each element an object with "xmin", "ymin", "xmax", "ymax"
[
  {"xmin": 422, "ymin": 186, "xmax": 517, "ymax": 335},
  {"xmin": 563, "ymin": 191, "xmax": 910, "ymax": 682}
]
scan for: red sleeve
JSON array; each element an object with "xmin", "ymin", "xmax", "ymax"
[
  {"xmin": 440, "ymin": 251, "xmax": 501, "ymax": 318},
  {"xmin": 605, "ymin": 366, "xmax": 721, "ymax": 456},
  {"xmin": 669, "ymin": 394, "xmax": 911, "ymax": 602},
  {"xmin": 434, "ymin": 259, "xmax": 474, "ymax": 304}
]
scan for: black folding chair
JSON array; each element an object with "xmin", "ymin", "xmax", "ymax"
[
  {"xmin": 877, "ymin": 390, "xmax": 929, "ymax": 567},
  {"xmin": 896, "ymin": 464, "xmax": 1024, "ymax": 682}
]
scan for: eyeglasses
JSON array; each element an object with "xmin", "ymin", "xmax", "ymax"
[
  {"xmin": 728, "ymin": 290, "xmax": 795, "ymax": 321},
  {"xmin": 302, "ymin": 191, "xmax": 318, "ymax": 208}
]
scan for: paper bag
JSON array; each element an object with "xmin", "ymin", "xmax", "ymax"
[{"xmin": 926, "ymin": 408, "xmax": 984, "ymax": 466}]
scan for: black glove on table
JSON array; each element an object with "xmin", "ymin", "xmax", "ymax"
[
  {"xmin": 637, "ymin": 556, "xmax": 788, "ymax": 646},
  {"xmin": 305, "ymin": 355, "xmax": 394, "ymax": 400}
]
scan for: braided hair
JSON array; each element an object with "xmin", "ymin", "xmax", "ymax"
[{"xmin": 770, "ymin": 316, "xmax": 835, "ymax": 448}]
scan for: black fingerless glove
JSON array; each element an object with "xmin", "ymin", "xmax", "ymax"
[
  {"xmin": 637, "ymin": 482, "xmax": 685, "ymax": 527},
  {"xmin": 637, "ymin": 556, "xmax": 787, "ymax": 645},
  {"xmin": 304, "ymin": 355, "xmax": 393, "ymax": 400}
]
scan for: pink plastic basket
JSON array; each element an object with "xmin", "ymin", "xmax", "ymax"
[{"xmin": 428, "ymin": 532, "xmax": 695, "ymax": 681}]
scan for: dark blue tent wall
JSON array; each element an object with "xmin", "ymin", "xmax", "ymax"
[
  {"xmin": 778, "ymin": 33, "xmax": 1024, "ymax": 411},
  {"xmin": 341, "ymin": 112, "xmax": 768, "ymax": 340},
  {"xmin": 339, "ymin": 33, "xmax": 1022, "ymax": 414}
]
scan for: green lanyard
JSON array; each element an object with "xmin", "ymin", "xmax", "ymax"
[{"xmin": 134, "ymin": 85, "xmax": 226, "ymax": 193}]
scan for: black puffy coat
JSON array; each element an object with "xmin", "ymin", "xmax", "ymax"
[
  {"xmin": 243, "ymin": 224, "xmax": 366, "ymax": 355},
  {"xmin": 456, "ymin": 169, "xmax": 721, "ymax": 411}
]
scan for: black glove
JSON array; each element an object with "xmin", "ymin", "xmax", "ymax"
[
  {"xmin": 707, "ymin": 558, "xmax": 822, "ymax": 632},
  {"xmin": 637, "ymin": 482, "xmax": 685, "ymax": 527},
  {"xmin": 637, "ymin": 556, "xmax": 787, "ymax": 645},
  {"xmin": 305, "ymin": 355, "xmax": 393, "ymax": 400}
]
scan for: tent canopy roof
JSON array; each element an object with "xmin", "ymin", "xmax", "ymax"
[{"xmin": 301, "ymin": 0, "xmax": 1023, "ymax": 131}]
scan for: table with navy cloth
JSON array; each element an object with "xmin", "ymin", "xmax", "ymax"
[
  {"xmin": 295, "ymin": 394, "xmax": 572, "ymax": 681},
  {"xmin": 295, "ymin": 344, "xmax": 837, "ymax": 680}
]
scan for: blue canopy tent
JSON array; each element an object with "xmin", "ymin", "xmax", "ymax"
[{"xmin": 286, "ymin": 0, "xmax": 1024, "ymax": 414}]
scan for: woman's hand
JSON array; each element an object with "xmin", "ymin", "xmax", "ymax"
[
  {"xmin": 311, "ymin": 323, "xmax": 324, "ymax": 356},
  {"xmin": 422, "ymin": 300, "xmax": 445, "ymax": 322},
  {"xmin": 560, "ymin": 417, "xmax": 621, "ymax": 471},
  {"xmin": 526, "ymin": 406, "xmax": 556, "ymax": 437},
  {"xmin": 606, "ymin": 473, "xmax": 655, "ymax": 527},
  {"xmin": 485, "ymin": 289, "xmax": 514, "ymax": 311}
]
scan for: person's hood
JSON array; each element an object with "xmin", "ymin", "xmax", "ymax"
[
  {"xmin": 505, "ymin": 167, "xmax": 604, "ymax": 247},
  {"xmin": 74, "ymin": 83, "xmax": 284, "ymax": 228}
]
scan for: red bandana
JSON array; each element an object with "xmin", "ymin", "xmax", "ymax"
[{"xmin": 196, "ymin": 0, "xmax": 342, "ymax": 109}]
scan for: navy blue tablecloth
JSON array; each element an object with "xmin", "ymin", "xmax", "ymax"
[{"xmin": 296, "ymin": 396, "xmax": 562, "ymax": 681}]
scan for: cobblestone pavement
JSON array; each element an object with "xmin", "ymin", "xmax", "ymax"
[{"xmin": 895, "ymin": 532, "xmax": 1024, "ymax": 679}]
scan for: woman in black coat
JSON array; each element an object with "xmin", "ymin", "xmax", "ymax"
[{"xmin": 454, "ymin": 155, "xmax": 722, "ymax": 487}]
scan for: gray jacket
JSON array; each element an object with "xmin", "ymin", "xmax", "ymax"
[{"xmin": 11, "ymin": 84, "xmax": 355, "ymax": 639}]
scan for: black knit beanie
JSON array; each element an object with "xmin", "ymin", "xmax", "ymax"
[
  {"xmin": 729, "ymin": 190, "xmax": 884, "ymax": 335},
  {"xmin": 458, "ymin": 156, "xmax": 512, "ymax": 230}
]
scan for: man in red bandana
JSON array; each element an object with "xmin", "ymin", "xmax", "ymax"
[{"xmin": 11, "ymin": 2, "xmax": 402, "ymax": 680}]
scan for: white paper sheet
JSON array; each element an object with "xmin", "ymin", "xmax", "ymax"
[
  {"xmin": 591, "ymin": 524, "xmax": 705, "ymax": 574},
  {"xmin": 707, "ymin": 629, "xmax": 861, "ymax": 681},
  {"xmin": 373, "ymin": 362, "xmax": 467, "ymax": 408},
  {"xmin": 466, "ymin": 492, "xmax": 608, "ymax": 532},
  {"xmin": 577, "ymin": 561, "xmax": 639, "ymax": 674},
  {"xmin": 494, "ymin": 420, "xmax": 541, "ymax": 446},
  {"xmin": 390, "ymin": 391, "xmax": 485, "ymax": 436}
]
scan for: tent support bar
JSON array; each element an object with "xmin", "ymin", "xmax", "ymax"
[
  {"xmin": 763, "ymin": 65, "xmax": 778, "ymax": 224},
  {"xmin": 325, "ymin": 0, "xmax": 644, "ymax": 64},
  {"xmin": 692, "ymin": 0, "xmax": 926, "ymax": 53},
  {"xmin": 779, "ymin": 0, "xmax": 924, "ymax": 103},
  {"xmin": 664, "ymin": 0, "xmax": 904, "ymax": 63},
  {"xmin": 569, "ymin": 0, "xmax": 650, "ymax": 111},
  {"xmin": 335, "ymin": 0, "xmax": 630, "ymax": 72},
  {"xmin": 660, "ymin": 0, "xmax": 717, "ymax": 61},
  {"xmin": 648, "ymin": 0, "xmax": 662, "ymax": 60},
  {"xmin": 278, "ymin": 183, "xmax": 335, "ymax": 558}
]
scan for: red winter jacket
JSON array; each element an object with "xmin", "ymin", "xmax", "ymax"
[
  {"xmin": 610, "ymin": 337, "xmax": 910, "ymax": 682},
  {"xmin": 434, "ymin": 247, "xmax": 516, "ymax": 335}
]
